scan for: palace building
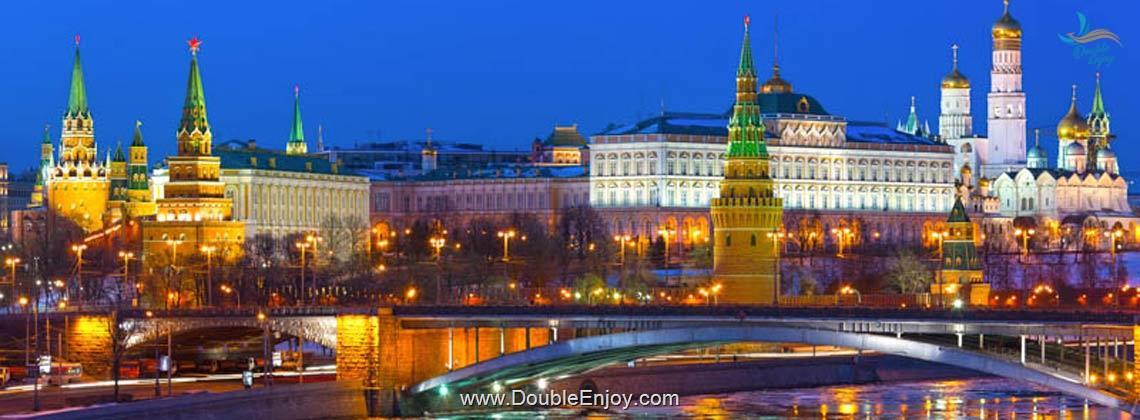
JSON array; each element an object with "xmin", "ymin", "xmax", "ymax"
[
  {"xmin": 589, "ymin": 21, "xmax": 957, "ymax": 252},
  {"xmin": 151, "ymin": 87, "xmax": 371, "ymax": 256},
  {"xmin": 710, "ymin": 17, "xmax": 783, "ymax": 304},
  {"xmin": 141, "ymin": 39, "xmax": 244, "ymax": 261},
  {"xmin": 34, "ymin": 39, "xmax": 156, "ymax": 232}
]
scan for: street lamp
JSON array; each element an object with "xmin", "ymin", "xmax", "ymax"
[
  {"xmin": 5, "ymin": 257, "xmax": 20, "ymax": 296},
  {"xmin": 496, "ymin": 230, "xmax": 517, "ymax": 262},
  {"xmin": 766, "ymin": 230, "xmax": 786, "ymax": 303},
  {"xmin": 1105, "ymin": 228, "xmax": 1124, "ymax": 257},
  {"xmin": 71, "ymin": 244, "xmax": 87, "ymax": 307},
  {"xmin": 839, "ymin": 285, "xmax": 862, "ymax": 305},
  {"xmin": 1013, "ymin": 228, "xmax": 1035, "ymax": 261},
  {"xmin": 118, "ymin": 251, "xmax": 135, "ymax": 306},
  {"xmin": 294, "ymin": 241, "xmax": 312, "ymax": 306},
  {"xmin": 430, "ymin": 236, "xmax": 447, "ymax": 261},
  {"xmin": 200, "ymin": 245, "xmax": 217, "ymax": 307},
  {"xmin": 930, "ymin": 230, "xmax": 948, "ymax": 259},
  {"xmin": 613, "ymin": 235, "xmax": 632, "ymax": 266}
]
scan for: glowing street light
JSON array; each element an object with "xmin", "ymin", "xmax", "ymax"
[
  {"xmin": 294, "ymin": 241, "xmax": 312, "ymax": 306},
  {"xmin": 5, "ymin": 257, "xmax": 20, "ymax": 292},
  {"xmin": 839, "ymin": 285, "xmax": 862, "ymax": 304},
  {"xmin": 430, "ymin": 236, "xmax": 447, "ymax": 261},
  {"xmin": 119, "ymin": 251, "xmax": 135, "ymax": 305},
  {"xmin": 1013, "ymin": 228, "xmax": 1035, "ymax": 259},
  {"xmin": 199, "ymin": 245, "xmax": 217, "ymax": 306},
  {"xmin": 613, "ymin": 234, "xmax": 632, "ymax": 266},
  {"xmin": 71, "ymin": 243, "xmax": 87, "ymax": 306},
  {"xmin": 496, "ymin": 230, "xmax": 517, "ymax": 262}
]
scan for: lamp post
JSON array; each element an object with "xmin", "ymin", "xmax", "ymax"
[
  {"xmin": 164, "ymin": 239, "xmax": 182, "ymax": 309},
  {"xmin": 1107, "ymin": 228, "xmax": 1124, "ymax": 286},
  {"xmin": 70, "ymin": 244, "xmax": 86, "ymax": 307},
  {"xmin": 613, "ymin": 235, "xmax": 631, "ymax": 266},
  {"xmin": 931, "ymin": 230, "xmax": 947, "ymax": 259},
  {"xmin": 497, "ymin": 230, "xmax": 517, "ymax": 262},
  {"xmin": 430, "ymin": 236, "xmax": 447, "ymax": 261},
  {"xmin": 200, "ymin": 246, "xmax": 216, "ymax": 307},
  {"xmin": 5, "ymin": 258, "xmax": 20, "ymax": 299},
  {"xmin": 294, "ymin": 241, "xmax": 311, "ymax": 306},
  {"xmin": 830, "ymin": 227, "xmax": 853, "ymax": 258},
  {"xmin": 657, "ymin": 226, "xmax": 675, "ymax": 268},
  {"xmin": 118, "ymin": 252, "xmax": 134, "ymax": 306},
  {"xmin": 766, "ymin": 230, "xmax": 785, "ymax": 303},
  {"xmin": 1013, "ymin": 228, "xmax": 1035, "ymax": 262},
  {"xmin": 839, "ymin": 285, "xmax": 862, "ymax": 305}
]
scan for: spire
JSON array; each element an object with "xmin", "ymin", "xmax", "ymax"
[
  {"xmin": 772, "ymin": 13, "xmax": 779, "ymax": 77},
  {"xmin": 179, "ymin": 37, "xmax": 210, "ymax": 137},
  {"xmin": 727, "ymin": 16, "xmax": 767, "ymax": 158},
  {"xmin": 737, "ymin": 15, "xmax": 755, "ymax": 77},
  {"xmin": 66, "ymin": 35, "xmax": 89, "ymax": 118},
  {"xmin": 131, "ymin": 120, "xmax": 145, "ymax": 146},
  {"xmin": 290, "ymin": 85, "xmax": 305, "ymax": 142},
  {"xmin": 1090, "ymin": 72, "xmax": 1106, "ymax": 116},
  {"xmin": 316, "ymin": 124, "xmax": 325, "ymax": 152},
  {"xmin": 947, "ymin": 195, "xmax": 970, "ymax": 223},
  {"xmin": 286, "ymin": 85, "xmax": 308, "ymax": 155},
  {"xmin": 760, "ymin": 13, "xmax": 793, "ymax": 94},
  {"xmin": 903, "ymin": 96, "xmax": 921, "ymax": 134},
  {"xmin": 113, "ymin": 140, "xmax": 126, "ymax": 162},
  {"xmin": 42, "ymin": 124, "xmax": 52, "ymax": 144}
]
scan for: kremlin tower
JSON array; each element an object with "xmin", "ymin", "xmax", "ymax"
[
  {"xmin": 711, "ymin": 17, "xmax": 784, "ymax": 305},
  {"xmin": 286, "ymin": 85, "xmax": 308, "ymax": 155},
  {"xmin": 142, "ymin": 38, "xmax": 244, "ymax": 261},
  {"xmin": 126, "ymin": 121, "xmax": 157, "ymax": 217},
  {"xmin": 45, "ymin": 37, "xmax": 111, "ymax": 232}
]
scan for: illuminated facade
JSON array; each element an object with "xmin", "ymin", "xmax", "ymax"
[
  {"xmin": 933, "ymin": 197, "xmax": 989, "ymax": 306},
  {"xmin": 590, "ymin": 23, "xmax": 956, "ymax": 248},
  {"xmin": 710, "ymin": 18, "xmax": 783, "ymax": 304},
  {"xmin": 44, "ymin": 40, "xmax": 111, "ymax": 232},
  {"xmin": 531, "ymin": 125, "xmax": 588, "ymax": 166},
  {"xmin": 141, "ymin": 39, "xmax": 244, "ymax": 261}
]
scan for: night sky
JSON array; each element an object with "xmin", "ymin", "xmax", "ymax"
[{"xmin": 0, "ymin": 0, "xmax": 1133, "ymax": 175}]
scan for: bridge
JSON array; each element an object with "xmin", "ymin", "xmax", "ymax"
[{"xmin": 4, "ymin": 306, "xmax": 1140, "ymax": 416}]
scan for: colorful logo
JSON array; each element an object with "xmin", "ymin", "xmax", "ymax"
[{"xmin": 1058, "ymin": 12, "xmax": 1122, "ymax": 68}]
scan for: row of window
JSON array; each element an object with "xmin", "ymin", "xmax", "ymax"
[
  {"xmin": 375, "ymin": 190, "xmax": 589, "ymax": 213},
  {"xmin": 593, "ymin": 154, "xmax": 953, "ymax": 184}
]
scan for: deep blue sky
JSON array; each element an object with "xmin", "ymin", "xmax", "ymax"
[{"xmin": 0, "ymin": 0, "xmax": 1133, "ymax": 174}]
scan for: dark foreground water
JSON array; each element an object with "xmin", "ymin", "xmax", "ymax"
[{"xmin": 460, "ymin": 378, "xmax": 1129, "ymax": 419}]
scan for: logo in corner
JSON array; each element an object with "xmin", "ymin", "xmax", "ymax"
[{"xmin": 1058, "ymin": 12, "xmax": 1122, "ymax": 68}]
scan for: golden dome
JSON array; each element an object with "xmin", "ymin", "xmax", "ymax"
[
  {"xmin": 941, "ymin": 45, "xmax": 969, "ymax": 89},
  {"xmin": 761, "ymin": 65, "xmax": 793, "ymax": 94},
  {"xmin": 992, "ymin": 0, "xmax": 1022, "ymax": 40},
  {"xmin": 979, "ymin": 178, "xmax": 991, "ymax": 188},
  {"xmin": 1057, "ymin": 85, "xmax": 1090, "ymax": 141},
  {"xmin": 959, "ymin": 163, "xmax": 972, "ymax": 177}
]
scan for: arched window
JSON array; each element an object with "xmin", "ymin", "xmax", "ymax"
[
  {"xmin": 750, "ymin": 234, "xmax": 757, "ymax": 247},
  {"xmin": 725, "ymin": 234, "xmax": 732, "ymax": 247}
]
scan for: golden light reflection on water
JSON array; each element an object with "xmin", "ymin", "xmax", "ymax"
[{"xmin": 682, "ymin": 397, "xmax": 730, "ymax": 418}]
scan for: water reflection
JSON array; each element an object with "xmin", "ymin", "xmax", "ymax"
[{"xmin": 663, "ymin": 378, "xmax": 1130, "ymax": 419}]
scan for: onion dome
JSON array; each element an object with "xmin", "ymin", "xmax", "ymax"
[
  {"xmin": 1057, "ymin": 85, "xmax": 1090, "ymax": 141},
  {"xmin": 1027, "ymin": 144, "xmax": 1047, "ymax": 160},
  {"xmin": 979, "ymin": 178, "xmax": 991, "ymax": 188},
  {"xmin": 959, "ymin": 163, "xmax": 972, "ymax": 178},
  {"xmin": 1065, "ymin": 141, "xmax": 1086, "ymax": 157},
  {"xmin": 992, "ymin": 0, "xmax": 1022, "ymax": 40},
  {"xmin": 941, "ymin": 44, "xmax": 970, "ymax": 89}
]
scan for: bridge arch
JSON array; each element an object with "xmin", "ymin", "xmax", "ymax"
[
  {"xmin": 411, "ymin": 326, "xmax": 1120, "ymax": 408},
  {"xmin": 123, "ymin": 316, "xmax": 337, "ymax": 350}
]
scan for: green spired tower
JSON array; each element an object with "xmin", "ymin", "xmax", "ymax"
[
  {"xmin": 1087, "ymin": 72, "xmax": 1111, "ymax": 170},
  {"xmin": 711, "ymin": 16, "xmax": 784, "ymax": 305},
  {"xmin": 933, "ymin": 197, "xmax": 988, "ymax": 306},
  {"xmin": 286, "ymin": 85, "xmax": 308, "ymax": 155}
]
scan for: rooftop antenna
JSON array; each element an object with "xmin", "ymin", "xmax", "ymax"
[{"xmin": 317, "ymin": 124, "xmax": 325, "ymax": 152}]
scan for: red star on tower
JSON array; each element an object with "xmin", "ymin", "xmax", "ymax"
[{"xmin": 188, "ymin": 36, "xmax": 202, "ymax": 54}]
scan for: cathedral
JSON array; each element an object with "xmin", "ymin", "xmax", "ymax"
[
  {"xmin": 31, "ymin": 39, "xmax": 156, "ymax": 232},
  {"xmin": 944, "ymin": 0, "xmax": 1135, "ymax": 250}
]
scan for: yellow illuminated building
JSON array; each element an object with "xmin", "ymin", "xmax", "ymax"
[{"xmin": 141, "ymin": 38, "xmax": 244, "ymax": 262}]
